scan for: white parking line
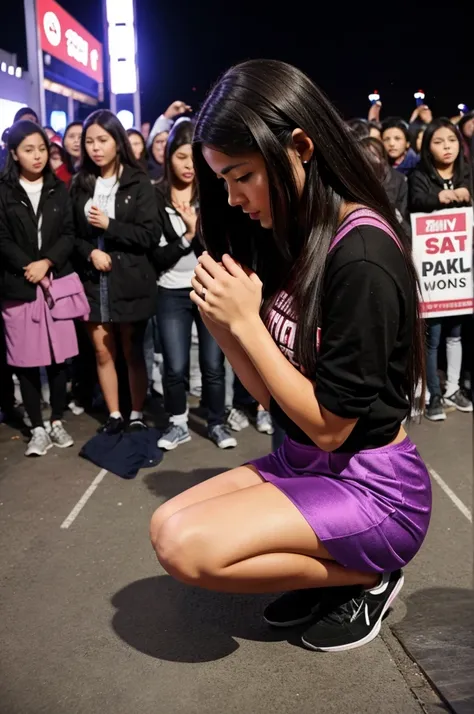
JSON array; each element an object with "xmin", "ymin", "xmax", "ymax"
[
  {"xmin": 428, "ymin": 465, "xmax": 472, "ymax": 523},
  {"xmin": 58, "ymin": 463, "xmax": 472, "ymax": 530},
  {"xmin": 60, "ymin": 469, "xmax": 108, "ymax": 529}
]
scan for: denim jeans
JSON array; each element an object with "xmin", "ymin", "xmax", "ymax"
[
  {"xmin": 426, "ymin": 317, "xmax": 462, "ymax": 398},
  {"xmin": 156, "ymin": 287, "xmax": 225, "ymax": 428}
]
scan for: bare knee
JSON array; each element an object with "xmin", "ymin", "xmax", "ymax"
[
  {"xmin": 95, "ymin": 346, "xmax": 115, "ymax": 367},
  {"xmin": 149, "ymin": 504, "xmax": 174, "ymax": 549},
  {"xmin": 151, "ymin": 513, "xmax": 213, "ymax": 585}
]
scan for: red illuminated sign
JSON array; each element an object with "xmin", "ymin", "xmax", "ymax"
[{"xmin": 36, "ymin": 0, "xmax": 103, "ymax": 83}]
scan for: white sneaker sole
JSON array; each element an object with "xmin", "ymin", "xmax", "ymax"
[
  {"xmin": 301, "ymin": 574, "xmax": 405, "ymax": 653},
  {"xmin": 444, "ymin": 401, "xmax": 473, "ymax": 413},
  {"xmin": 215, "ymin": 437, "xmax": 237, "ymax": 449},
  {"xmin": 158, "ymin": 435, "xmax": 192, "ymax": 451},
  {"xmin": 425, "ymin": 412, "xmax": 446, "ymax": 422},
  {"xmin": 25, "ymin": 443, "xmax": 53, "ymax": 457},
  {"xmin": 257, "ymin": 424, "xmax": 275, "ymax": 435}
]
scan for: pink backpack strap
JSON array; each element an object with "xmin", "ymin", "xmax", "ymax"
[{"xmin": 329, "ymin": 208, "xmax": 403, "ymax": 253}]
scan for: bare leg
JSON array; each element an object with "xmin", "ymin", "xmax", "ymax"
[
  {"xmin": 120, "ymin": 322, "xmax": 148, "ymax": 412},
  {"xmin": 87, "ymin": 323, "xmax": 118, "ymax": 414},
  {"xmin": 151, "ymin": 466, "xmax": 379, "ymax": 594},
  {"xmin": 150, "ymin": 465, "xmax": 265, "ymax": 540}
]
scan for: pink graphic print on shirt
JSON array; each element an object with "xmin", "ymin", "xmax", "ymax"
[{"xmin": 265, "ymin": 291, "xmax": 321, "ymax": 368}]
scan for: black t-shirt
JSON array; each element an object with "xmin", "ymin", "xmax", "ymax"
[{"xmin": 269, "ymin": 223, "xmax": 415, "ymax": 452}]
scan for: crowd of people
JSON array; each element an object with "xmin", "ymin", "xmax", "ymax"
[
  {"xmin": 0, "ymin": 91, "xmax": 472, "ymax": 460},
  {"xmin": 0, "ymin": 60, "xmax": 472, "ymax": 654}
]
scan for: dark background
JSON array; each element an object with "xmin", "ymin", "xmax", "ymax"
[{"xmin": 2, "ymin": 0, "xmax": 471, "ymax": 125}]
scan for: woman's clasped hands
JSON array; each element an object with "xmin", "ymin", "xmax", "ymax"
[{"xmin": 190, "ymin": 252, "xmax": 262, "ymax": 334}]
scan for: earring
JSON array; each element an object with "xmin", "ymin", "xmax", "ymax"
[{"xmin": 303, "ymin": 159, "xmax": 309, "ymax": 165}]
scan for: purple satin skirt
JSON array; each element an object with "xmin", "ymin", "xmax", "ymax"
[{"xmin": 249, "ymin": 436, "xmax": 432, "ymax": 574}]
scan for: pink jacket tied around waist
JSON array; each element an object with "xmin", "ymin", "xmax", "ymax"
[{"xmin": 1, "ymin": 272, "xmax": 89, "ymax": 368}]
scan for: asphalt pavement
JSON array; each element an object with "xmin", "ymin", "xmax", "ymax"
[{"xmin": 0, "ymin": 400, "xmax": 471, "ymax": 714}]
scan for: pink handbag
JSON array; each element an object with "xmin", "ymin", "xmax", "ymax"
[{"xmin": 40, "ymin": 273, "xmax": 90, "ymax": 321}]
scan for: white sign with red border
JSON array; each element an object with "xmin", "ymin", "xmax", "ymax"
[{"xmin": 411, "ymin": 207, "xmax": 473, "ymax": 318}]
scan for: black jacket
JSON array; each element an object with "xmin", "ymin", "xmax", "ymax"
[
  {"xmin": 383, "ymin": 169, "xmax": 408, "ymax": 219},
  {"xmin": 0, "ymin": 172, "xmax": 75, "ymax": 302},
  {"xmin": 72, "ymin": 166, "xmax": 158, "ymax": 323},
  {"xmin": 151, "ymin": 185, "xmax": 202, "ymax": 277},
  {"xmin": 409, "ymin": 164, "xmax": 472, "ymax": 213}
]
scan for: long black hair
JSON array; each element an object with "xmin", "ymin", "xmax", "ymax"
[
  {"xmin": 346, "ymin": 118, "xmax": 371, "ymax": 140},
  {"xmin": 159, "ymin": 118, "xmax": 197, "ymax": 204},
  {"xmin": 359, "ymin": 137, "xmax": 390, "ymax": 182},
  {"xmin": 193, "ymin": 59, "xmax": 425, "ymax": 414},
  {"xmin": 419, "ymin": 118, "xmax": 465, "ymax": 184},
  {"xmin": 75, "ymin": 110, "xmax": 143, "ymax": 194},
  {"xmin": 2, "ymin": 120, "xmax": 53, "ymax": 183}
]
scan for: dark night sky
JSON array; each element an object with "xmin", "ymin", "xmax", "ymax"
[{"xmin": 2, "ymin": 1, "xmax": 472, "ymax": 124}]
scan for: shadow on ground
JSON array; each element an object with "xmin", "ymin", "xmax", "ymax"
[
  {"xmin": 143, "ymin": 467, "xmax": 225, "ymax": 500},
  {"xmin": 110, "ymin": 575, "xmax": 311, "ymax": 664},
  {"xmin": 393, "ymin": 586, "xmax": 474, "ymax": 714}
]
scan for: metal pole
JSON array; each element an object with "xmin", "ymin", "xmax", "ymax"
[
  {"xmin": 132, "ymin": 0, "xmax": 141, "ymax": 128},
  {"xmin": 23, "ymin": 0, "xmax": 46, "ymax": 123},
  {"xmin": 102, "ymin": 0, "xmax": 116, "ymax": 114},
  {"xmin": 67, "ymin": 94, "xmax": 74, "ymax": 123}
]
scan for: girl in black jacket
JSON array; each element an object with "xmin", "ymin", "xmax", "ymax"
[
  {"xmin": 408, "ymin": 118, "xmax": 473, "ymax": 420},
  {"xmin": 0, "ymin": 121, "xmax": 77, "ymax": 456},
  {"xmin": 71, "ymin": 110, "xmax": 158, "ymax": 434},
  {"xmin": 152, "ymin": 119, "xmax": 236, "ymax": 451}
]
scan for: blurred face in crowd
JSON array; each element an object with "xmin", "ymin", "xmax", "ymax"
[
  {"xmin": 461, "ymin": 117, "xmax": 474, "ymax": 139},
  {"xmin": 85, "ymin": 124, "xmax": 117, "ymax": 168},
  {"xmin": 152, "ymin": 131, "xmax": 168, "ymax": 165},
  {"xmin": 382, "ymin": 127, "xmax": 409, "ymax": 162},
  {"xmin": 202, "ymin": 147, "xmax": 273, "ymax": 229},
  {"xmin": 64, "ymin": 125, "xmax": 82, "ymax": 158},
  {"xmin": 12, "ymin": 132, "xmax": 48, "ymax": 178},
  {"xmin": 141, "ymin": 122, "xmax": 150, "ymax": 141},
  {"xmin": 171, "ymin": 142, "xmax": 195, "ymax": 186},
  {"xmin": 49, "ymin": 145, "xmax": 63, "ymax": 171},
  {"xmin": 129, "ymin": 132, "xmax": 145, "ymax": 161},
  {"xmin": 430, "ymin": 126, "xmax": 459, "ymax": 168}
]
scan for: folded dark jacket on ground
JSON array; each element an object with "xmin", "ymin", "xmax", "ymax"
[{"xmin": 80, "ymin": 428, "xmax": 163, "ymax": 479}]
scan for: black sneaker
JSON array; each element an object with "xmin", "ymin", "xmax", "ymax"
[
  {"xmin": 127, "ymin": 418, "xmax": 148, "ymax": 432},
  {"xmin": 425, "ymin": 395, "xmax": 446, "ymax": 422},
  {"xmin": 97, "ymin": 416, "xmax": 124, "ymax": 435},
  {"xmin": 263, "ymin": 585, "xmax": 358, "ymax": 627},
  {"xmin": 301, "ymin": 570, "xmax": 404, "ymax": 653}
]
